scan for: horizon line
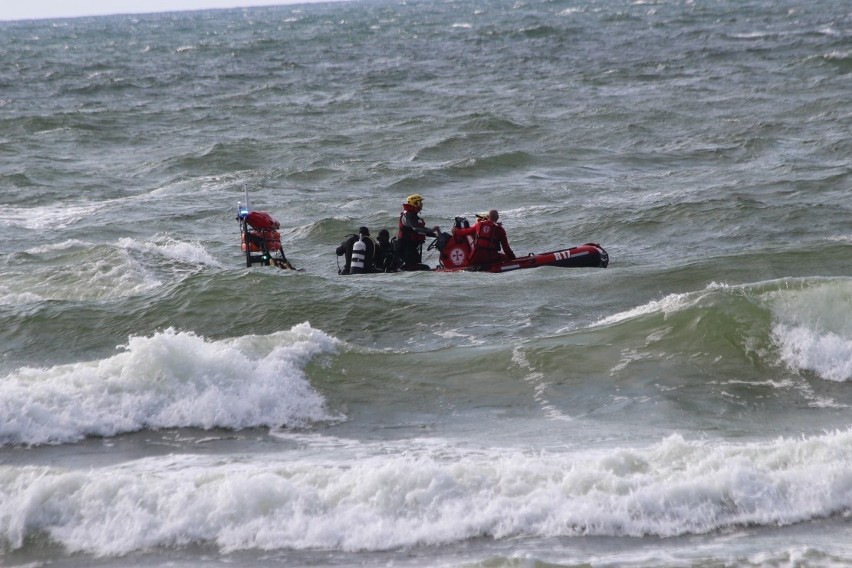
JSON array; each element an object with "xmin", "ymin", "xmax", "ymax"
[{"xmin": 0, "ymin": 0, "xmax": 353, "ymax": 23}]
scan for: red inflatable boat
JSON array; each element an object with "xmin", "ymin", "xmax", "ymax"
[{"xmin": 432, "ymin": 217, "xmax": 608, "ymax": 273}]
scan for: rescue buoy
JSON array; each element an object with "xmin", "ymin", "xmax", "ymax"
[{"xmin": 350, "ymin": 238, "xmax": 367, "ymax": 274}]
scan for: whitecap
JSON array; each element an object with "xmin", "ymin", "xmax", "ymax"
[
  {"xmin": 1, "ymin": 429, "xmax": 850, "ymax": 554},
  {"xmin": 0, "ymin": 324, "xmax": 340, "ymax": 447}
]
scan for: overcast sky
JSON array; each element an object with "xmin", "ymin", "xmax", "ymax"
[{"xmin": 0, "ymin": 0, "xmax": 346, "ymax": 22}]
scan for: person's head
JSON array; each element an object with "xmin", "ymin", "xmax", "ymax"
[
  {"xmin": 488, "ymin": 209, "xmax": 499, "ymax": 222},
  {"xmin": 358, "ymin": 226, "xmax": 370, "ymax": 237},
  {"xmin": 377, "ymin": 229, "xmax": 390, "ymax": 243},
  {"xmin": 406, "ymin": 194, "xmax": 424, "ymax": 211}
]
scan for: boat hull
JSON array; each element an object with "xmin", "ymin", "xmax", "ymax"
[{"xmin": 436, "ymin": 242, "xmax": 608, "ymax": 272}]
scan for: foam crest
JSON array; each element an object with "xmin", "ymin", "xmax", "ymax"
[
  {"xmin": 768, "ymin": 279, "xmax": 852, "ymax": 382},
  {"xmin": 0, "ymin": 324, "xmax": 338, "ymax": 447},
  {"xmin": 0, "ymin": 285, "xmax": 44, "ymax": 305},
  {"xmin": 1, "ymin": 430, "xmax": 849, "ymax": 555},
  {"xmin": 595, "ymin": 279, "xmax": 852, "ymax": 382},
  {"xmin": 4, "ymin": 234, "xmax": 220, "ymax": 307},
  {"xmin": 1, "ymin": 203, "xmax": 105, "ymax": 230},
  {"xmin": 118, "ymin": 234, "xmax": 222, "ymax": 267},
  {"xmin": 596, "ymin": 288, "xmax": 708, "ymax": 327},
  {"xmin": 25, "ymin": 238, "xmax": 90, "ymax": 254},
  {"xmin": 774, "ymin": 324, "xmax": 852, "ymax": 383},
  {"xmin": 1, "ymin": 241, "xmax": 161, "ymax": 303}
]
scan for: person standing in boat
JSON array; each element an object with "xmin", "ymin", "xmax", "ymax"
[
  {"xmin": 453, "ymin": 209, "xmax": 516, "ymax": 266},
  {"xmin": 336, "ymin": 226, "xmax": 376, "ymax": 274},
  {"xmin": 397, "ymin": 194, "xmax": 440, "ymax": 270}
]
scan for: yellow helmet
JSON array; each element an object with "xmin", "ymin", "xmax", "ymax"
[{"xmin": 406, "ymin": 194, "xmax": 423, "ymax": 209}]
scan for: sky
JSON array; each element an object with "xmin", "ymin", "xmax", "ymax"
[{"xmin": 0, "ymin": 0, "xmax": 344, "ymax": 22}]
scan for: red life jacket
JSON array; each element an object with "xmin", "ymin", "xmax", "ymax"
[
  {"xmin": 398, "ymin": 204, "xmax": 426, "ymax": 243},
  {"xmin": 472, "ymin": 220, "xmax": 501, "ymax": 259},
  {"xmin": 461, "ymin": 220, "xmax": 501, "ymax": 265}
]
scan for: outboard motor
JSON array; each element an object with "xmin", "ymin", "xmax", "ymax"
[
  {"xmin": 434, "ymin": 231, "xmax": 451, "ymax": 251},
  {"xmin": 350, "ymin": 237, "xmax": 367, "ymax": 274}
]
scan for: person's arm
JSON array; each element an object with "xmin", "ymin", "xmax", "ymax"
[
  {"xmin": 335, "ymin": 237, "xmax": 350, "ymax": 256},
  {"xmin": 401, "ymin": 212, "xmax": 439, "ymax": 236},
  {"xmin": 453, "ymin": 225, "xmax": 475, "ymax": 238},
  {"xmin": 499, "ymin": 228, "xmax": 515, "ymax": 259}
]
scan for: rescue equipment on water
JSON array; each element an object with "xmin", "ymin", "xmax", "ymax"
[
  {"xmin": 236, "ymin": 194, "xmax": 295, "ymax": 269},
  {"xmin": 430, "ymin": 216, "xmax": 609, "ymax": 272},
  {"xmin": 334, "ymin": 215, "xmax": 608, "ymax": 274}
]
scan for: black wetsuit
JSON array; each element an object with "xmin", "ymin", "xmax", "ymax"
[{"xmin": 336, "ymin": 235, "xmax": 376, "ymax": 274}]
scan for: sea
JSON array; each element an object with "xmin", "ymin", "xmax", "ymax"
[{"xmin": 1, "ymin": 0, "xmax": 850, "ymax": 566}]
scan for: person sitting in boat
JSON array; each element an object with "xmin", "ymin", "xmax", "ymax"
[
  {"xmin": 373, "ymin": 228, "xmax": 397, "ymax": 272},
  {"xmin": 336, "ymin": 226, "xmax": 376, "ymax": 274},
  {"xmin": 397, "ymin": 194, "xmax": 440, "ymax": 270},
  {"xmin": 453, "ymin": 209, "xmax": 516, "ymax": 266}
]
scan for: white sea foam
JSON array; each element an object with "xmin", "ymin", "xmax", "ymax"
[
  {"xmin": 117, "ymin": 234, "xmax": 222, "ymax": 267},
  {"xmin": 7, "ymin": 240, "xmax": 162, "ymax": 302},
  {"xmin": 0, "ymin": 429, "xmax": 849, "ymax": 555},
  {"xmin": 2, "ymin": 235, "xmax": 215, "ymax": 304},
  {"xmin": 768, "ymin": 280, "xmax": 852, "ymax": 382},
  {"xmin": 773, "ymin": 324, "xmax": 852, "ymax": 383},
  {"xmin": 0, "ymin": 323, "xmax": 338, "ymax": 447},
  {"xmin": 595, "ymin": 279, "xmax": 852, "ymax": 383},
  {"xmin": 1, "ymin": 176, "xmax": 233, "ymax": 233},
  {"xmin": 2, "ymin": 203, "xmax": 106, "ymax": 230},
  {"xmin": 0, "ymin": 285, "xmax": 44, "ymax": 305},
  {"xmin": 434, "ymin": 328, "xmax": 486, "ymax": 345},
  {"xmin": 25, "ymin": 238, "xmax": 90, "ymax": 254},
  {"xmin": 595, "ymin": 288, "xmax": 704, "ymax": 326}
]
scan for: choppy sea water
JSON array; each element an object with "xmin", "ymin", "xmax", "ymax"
[{"xmin": 1, "ymin": 0, "xmax": 850, "ymax": 566}]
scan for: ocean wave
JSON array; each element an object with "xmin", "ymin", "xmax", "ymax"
[
  {"xmin": 0, "ymin": 240, "xmax": 162, "ymax": 304},
  {"xmin": 445, "ymin": 150, "xmax": 536, "ymax": 174},
  {"xmin": 594, "ymin": 277, "xmax": 852, "ymax": 383},
  {"xmin": 768, "ymin": 279, "xmax": 852, "ymax": 382},
  {"xmin": 0, "ymin": 286, "xmax": 43, "ymax": 305},
  {"xmin": 1, "ymin": 202, "xmax": 107, "ymax": 231},
  {"xmin": 117, "ymin": 234, "xmax": 222, "ymax": 267},
  {"xmin": 820, "ymin": 50, "xmax": 852, "ymax": 69},
  {"xmin": 0, "ymin": 234, "xmax": 218, "ymax": 304},
  {"xmin": 0, "ymin": 324, "xmax": 339, "ymax": 447},
  {"xmin": 1, "ymin": 429, "xmax": 849, "ymax": 555}
]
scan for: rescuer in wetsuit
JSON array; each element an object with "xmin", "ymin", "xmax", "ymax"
[
  {"xmin": 373, "ymin": 228, "xmax": 397, "ymax": 272},
  {"xmin": 452, "ymin": 209, "xmax": 515, "ymax": 266},
  {"xmin": 335, "ymin": 226, "xmax": 376, "ymax": 274},
  {"xmin": 396, "ymin": 194, "xmax": 440, "ymax": 270}
]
